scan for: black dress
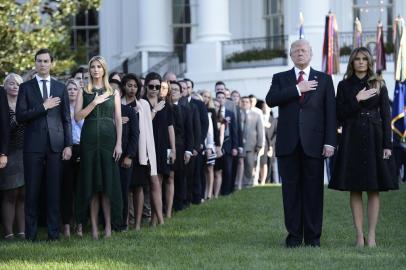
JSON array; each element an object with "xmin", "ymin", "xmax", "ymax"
[
  {"xmin": 0, "ymin": 108, "xmax": 24, "ymax": 190},
  {"xmin": 329, "ymin": 75, "xmax": 398, "ymax": 191},
  {"xmin": 146, "ymin": 98, "xmax": 173, "ymax": 176}
]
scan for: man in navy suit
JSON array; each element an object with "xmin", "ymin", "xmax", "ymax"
[
  {"xmin": 266, "ymin": 40, "xmax": 336, "ymax": 247},
  {"xmin": 216, "ymin": 91, "xmax": 238, "ymax": 195},
  {"xmin": 16, "ymin": 48, "xmax": 72, "ymax": 241}
]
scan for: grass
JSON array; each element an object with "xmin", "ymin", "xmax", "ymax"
[{"xmin": 0, "ymin": 184, "xmax": 405, "ymax": 270}]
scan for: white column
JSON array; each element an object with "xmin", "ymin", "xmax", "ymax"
[
  {"xmin": 187, "ymin": 0, "xmax": 231, "ymax": 74},
  {"xmin": 196, "ymin": 0, "xmax": 231, "ymax": 41},
  {"xmin": 136, "ymin": 0, "xmax": 172, "ymax": 52},
  {"xmin": 99, "ymin": 0, "xmax": 122, "ymax": 69}
]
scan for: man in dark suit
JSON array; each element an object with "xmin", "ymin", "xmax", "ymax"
[
  {"xmin": 0, "ymin": 86, "xmax": 9, "ymax": 169},
  {"xmin": 16, "ymin": 48, "xmax": 72, "ymax": 241},
  {"xmin": 216, "ymin": 91, "xmax": 238, "ymax": 195},
  {"xmin": 178, "ymin": 80, "xmax": 200, "ymax": 207},
  {"xmin": 266, "ymin": 39, "xmax": 336, "ymax": 247},
  {"xmin": 180, "ymin": 79, "xmax": 209, "ymax": 204}
]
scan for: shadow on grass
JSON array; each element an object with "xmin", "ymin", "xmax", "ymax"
[{"xmin": 0, "ymin": 184, "xmax": 405, "ymax": 269}]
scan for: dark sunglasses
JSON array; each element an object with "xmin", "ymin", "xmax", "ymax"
[{"xmin": 147, "ymin": 84, "xmax": 161, "ymax": 91}]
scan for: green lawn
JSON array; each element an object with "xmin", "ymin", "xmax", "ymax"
[{"xmin": 0, "ymin": 184, "xmax": 405, "ymax": 270}]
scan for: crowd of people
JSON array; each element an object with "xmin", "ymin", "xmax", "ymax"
[
  {"xmin": 0, "ymin": 40, "xmax": 402, "ymax": 248},
  {"xmin": 0, "ymin": 48, "xmax": 277, "ymax": 241}
]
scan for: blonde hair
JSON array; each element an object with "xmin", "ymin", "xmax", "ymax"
[
  {"xmin": 65, "ymin": 78, "xmax": 80, "ymax": 89},
  {"xmin": 4, "ymin": 73, "xmax": 23, "ymax": 85},
  {"xmin": 86, "ymin": 56, "xmax": 113, "ymax": 95},
  {"xmin": 199, "ymin": 89, "xmax": 215, "ymax": 109}
]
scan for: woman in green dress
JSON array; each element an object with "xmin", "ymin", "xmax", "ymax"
[{"xmin": 74, "ymin": 56, "xmax": 123, "ymax": 239}]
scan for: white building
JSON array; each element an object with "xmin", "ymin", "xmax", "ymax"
[{"xmin": 82, "ymin": 0, "xmax": 406, "ymax": 100}]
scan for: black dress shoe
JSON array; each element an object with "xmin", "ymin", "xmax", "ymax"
[
  {"xmin": 304, "ymin": 240, "xmax": 320, "ymax": 247},
  {"xmin": 285, "ymin": 236, "xmax": 302, "ymax": 248}
]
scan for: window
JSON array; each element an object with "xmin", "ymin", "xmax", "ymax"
[
  {"xmin": 70, "ymin": 8, "xmax": 100, "ymax": 65},
  {"xmin": 264, "ymin": 0, "xmax": 284, "ymax": 37},
  {"xmin": 172, "ymin": 0, "xmax": 194, "ymax": 63},
  {"xmin": 353, "ymin": 0, "xmax": 393, "ymax": 40}
]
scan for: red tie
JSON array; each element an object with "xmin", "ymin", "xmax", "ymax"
[{"xmin": 297, "ymin": 71, "xmax": 305, "ymax": 103}]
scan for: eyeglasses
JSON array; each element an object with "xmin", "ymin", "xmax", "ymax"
[{"xmin": 147, "ymin": 84, "xmax": 161, "ymax": 91}]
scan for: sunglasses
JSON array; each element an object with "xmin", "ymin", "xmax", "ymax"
[{"xmin": 147, "ymin": 84, "xmax": 161, "ymax": 91}]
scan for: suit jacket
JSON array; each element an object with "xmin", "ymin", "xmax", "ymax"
[
  {"xmin": 225, "ymin": 99, "xmax": 242, "ymax": 148},
  {"xmin": 190, "ymin": 98, "xmax": 209, "ymax": 148},
  {"xmin": 222, "ymin": 109, "xmax": 238, "ymax": 154},
  {"xmin": 121, "ymin": 104, "xmax": 139, "ymax": 159},
  {"xmin": 266, "ymin": 67, "xmax": 336, "ymax": 158},
  {"xmin": 265, "ymin": 115, "xmax": 277, "ymax": 157},
  {"xmin": 241, "ymin": 109, "xmax": 264, "ymax": 153},
  {"xmin": 0, "ymin": 86, "xmax": 9, "ymax": 155},
  {"xmin": 16, "ymin": 77, "xmax": 72, "ymax": 153},
  {"xmin": 180, "ymin": 97, "xmax": 201, "ymax": 151}
]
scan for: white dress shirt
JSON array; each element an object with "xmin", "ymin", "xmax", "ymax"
[
  {"xmin": 294, "ymin": 65, "xmax": 311, "ymax": 96},
  {"xmin": 35, "ymin": 74, "xmax": 51, "ymax": 98}
]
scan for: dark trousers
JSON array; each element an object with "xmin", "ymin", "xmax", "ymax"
[
  {"xmin": 278, "ymin": 144, "xmax": 324, "ymax": 245},
  {"xmin": 24, "ymin": 147, "xmax": 62, "ymax": 241},
  {"xmin": 185, "ymin": 155, "xmax": 195, "ymax": 205},
  {"xmin": 231, "ymin": 156, "xmax": 239, "ymax": 191},
  {"xmin": 193, "ymin": 152, "xmax": 204, "ymax": 203},
  {"xmin": 220, "ymin": 154, "xmax": 234, "ymax": 195},
  {"xmin": 119, "ymin": 165, "xmax": 132, "ymax": 229},
  {"xmin": 61, "ymin": 144, "xmax": 80, "ymax": 225}
]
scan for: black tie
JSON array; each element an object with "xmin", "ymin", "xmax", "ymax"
[{"xmin": 42, "ymin": 80, "xmax": 48, "ymax": 100}]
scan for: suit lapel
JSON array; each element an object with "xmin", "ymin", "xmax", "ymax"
[
  {"xmin": 289, "ymin": 68, "xmax": 297, "ymax": 87},
  {"xmin": 50, "ymin": 79, "xmax": 57, "ymax": 97},
  {"xmin": 30, "ymin": 78, "xmax": 43, "ymax": 102},
  {"xmin": 303, "ymin": 68, "xmax": 317, "ymax": 104}
]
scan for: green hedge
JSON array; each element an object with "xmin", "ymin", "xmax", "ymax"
[{"xmin": 226, "ymin": 48, "xmax": 287, "ymax": 63}]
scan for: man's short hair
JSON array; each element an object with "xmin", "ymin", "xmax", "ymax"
[
  {"xmin": 215, "ymin": 81, "xmax": 226, "ymax": 88},
  {"xmin": 71, "ymin": 67, "xmax": 88, "ymax": 78},
  {"xmin": 216, "ymin": 91, "xmax": 226, "ymax": 97},
  {"xmin": 183, "ymin": 78, "xmax": 194, "ymax": 88},
  {"xmin": 35, "ymin": 48, "xmax": 53, "ymax": 62}
]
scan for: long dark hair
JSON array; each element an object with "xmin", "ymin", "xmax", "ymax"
[{"xmin": 344, "ymin": 47, "xmax": 384, "ymax": 92}]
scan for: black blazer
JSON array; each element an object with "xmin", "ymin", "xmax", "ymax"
[
  {"xmin": 121, "ymin": 104, "xmax": 139, "ymax": 159},
  {"xmin": 180, "ymin": 97, "xmax": 201, "ymax": 152},
  {"xmin": 0, "ymin": 86, "xmax": 9, "ymax": 155},
  {"xmin": 190, "ymin": 98, "xmax": 209, "ymax": 148},
  {"xmin": 222, "ymin": 109, "xmax": 238, "ymax": 154},
  {"xmin": 266, "ymin": 67, "xmax": 336, "ymax": 158},
  {"xmin": 16, "ymin": 77, "xmax": 72, "ymax": 153}
]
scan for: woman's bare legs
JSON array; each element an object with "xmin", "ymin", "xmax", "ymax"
[
  {"xmin": 165, "ymin": 172, "xmax": 175, "ymax": 218},
  {"xmin": 150, "ymin": 175, "xmax": 164, "ymax": 226},
  {"xmin": 90, "ymin": 194, "xmax": 100, "ymax": 239},
  {"xmin": 205, "ymin": 165, "xmax": 214, "ymax": 199},
  {"xmin": 213, "ymin": 169, "xmax": 223, "ymax": 198},
  {"xmin": 350, "ymin": 191, "xmax": 364, "ymax": 247},
  {"xmin": 133, "ymin": 187, "xmax": 144, "ymax": 231},
  {"xmin": 367, "ymin": 191, "xmax": 380, "ymax": 247},
  {"xmin": 101, "ymin": 194, "xmax": 111, "ymax": 238}
]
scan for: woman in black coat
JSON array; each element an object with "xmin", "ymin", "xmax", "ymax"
[{"xmin": 329, "ymin": 47, "xmax": 398, "ymax": 248}]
